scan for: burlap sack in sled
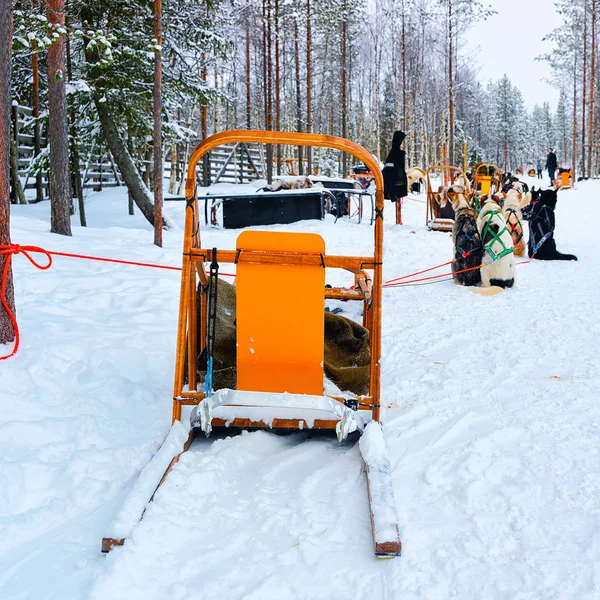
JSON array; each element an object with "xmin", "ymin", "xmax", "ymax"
[{"xmin": 193, "ymin": 279, "xmax": 370, "ymax": 397}]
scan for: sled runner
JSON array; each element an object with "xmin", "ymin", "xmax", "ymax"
[
  {"xmin": 426, "ymin": 165, "xmax": 472, "ymax": 231},
  {"xmin": 101, "ymin": 131, "xmax": 402, "ymax": 558}
]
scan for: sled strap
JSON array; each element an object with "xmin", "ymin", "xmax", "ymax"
[
  {"xmin": 236, "ymin": 231, "xmax": 326, "ymax": 396},
  {"xmin": 205, "ymin": 249, "xmax": 219, "ymax": 399},
  {"xmin": 532, "ymin": 206, "xmax": 553, "ymax": 254},
  {"xmin": 504, "ymin": 208, "xmax": 523, "ymax": 244}
]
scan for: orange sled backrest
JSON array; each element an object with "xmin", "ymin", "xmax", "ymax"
[{"xmin": 236, "ymin": 231, "xmax": 325, "ymax": 396}]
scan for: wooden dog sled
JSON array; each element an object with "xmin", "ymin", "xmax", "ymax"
[{"xmin": 101, "ymin": 131, "xmax": 402, "ymax": 558}]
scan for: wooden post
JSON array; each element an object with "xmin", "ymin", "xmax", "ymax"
[
  {"xmin": 153, "ymin": 0, "xmax": 163, "ymax": 247},
  {"xmin": 442, "ymin": 143, "xmax": 448, "ymax": 184}
]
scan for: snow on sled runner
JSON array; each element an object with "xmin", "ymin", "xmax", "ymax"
[{"xmin": 101, "ymin": 131, "xmax": 402, "ymax": 558}]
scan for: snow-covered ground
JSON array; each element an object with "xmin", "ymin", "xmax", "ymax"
[{"xmin": 1, "ymin": 174, "xmax": 598, "ymax": 599}]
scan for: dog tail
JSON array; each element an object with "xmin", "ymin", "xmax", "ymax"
[
  {"xmin": 534, "ymin": 252, "xmax": 578, "ymax": 261},
  {"xmin": 554, "ymin": 253, "xmax": 578, "ymax": 261},
  {"xmin": 489, "ymin": 277, "xmax": 515, "ymax": 289}
]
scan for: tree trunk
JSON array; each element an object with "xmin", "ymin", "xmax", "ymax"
[
  {"xmin": 588, "ymin": 0, "xmax": 596, "ymax": 178},
  {"xmin": 266, "ymin": 0, "xmax": 273, "ymax": 182},
  {"xmin": 31, "ymin": 0, "xmax": 43, "ymax": 203},
  {"xmin": 341, "ymin": 11, "xmax": 347, "ymax": 176},
  {"xmin": 65, "ymin": 19, "xmax": 86, "ymax": 227},
  {"xmin": 572, "ymin": 51, "xmax": 578, "ymax": 183},
  {"xmin": 582, "ymin": 12, "xmax": 588, "ymax": 177},
  {"xmin": 448, "ymin": 0, "xmax": 455, "ymax": 166},
  {"xmin": 275, "ymin": 0, "xmax": 281, "ymax": 175},
  {"xmin": 246, "ymin": 16, "xmax": 251, "ymax": 129},
  {"xmin": 94, "ymin": 97, "xmax": 162, "ymax": 227},
  {"xmin": 0, "ymin": 0, "xmax": 16, "ymax": 345},
  {"xmin": 47, "ymin": 0, "xmax": 72, "ymax": 236},
  {"xmin": 293, "ymin": 18, "xmax": 303, "ymax": 175},
  {"xmin": 402, "ymin": 0, "xmax": 407, "ymax": 129},
  {"xmin": 306, "ymin": 0, "xmax": 312, "ymax": 174},
  {"xmin": 153, "ymin": 0, "xmax": 163, "ymax": 247},
  {"xmin": 10, "ymin": 124, "xmax": 27, "ymax": 205}
]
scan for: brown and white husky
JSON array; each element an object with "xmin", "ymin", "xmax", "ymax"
[
  {"xmin": 502, "ymin": 187, "xmax": 525, "ymax": 257},
  {"xmin": 477, "ymin": 197, "xmax": 515, "ymax": 288}
]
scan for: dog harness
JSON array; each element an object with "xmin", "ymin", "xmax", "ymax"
[
  {"xmin": 481, "ymin": 210, "xmax": 514, "ymax": 262},
  {"xmin": 454, "ymin": 214, "xmax": 482, "ymax": 259},
  {"xmin": 504, "ymin": 207, "xmax": 523, "ymax": 244},
  {"xmin": 530, "ymin": 204, "xmax": 553, "ymax": 254}
]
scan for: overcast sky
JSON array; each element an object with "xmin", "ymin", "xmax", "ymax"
[{"xmin": 466, "ymin": 0, "xmax": 562, "ymax": 110}]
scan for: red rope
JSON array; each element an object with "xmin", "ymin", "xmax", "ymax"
[
  {"xmin": 47, "ymin": 250, "xmax": 182, "ymax": 271},
  {"xmin": 0, "ymin": 240, "xmax": 536, "ymax": 360},
  {"xmin": 0, "ymin": 244, "xmax": 237, "ymax": 361},
  {"xmin": 46, "ymin": 249, "xmax": 236, "ymax": 277},
  {"xmin": 384, "ymin": 263, "xmax": 482, "ymax": 287},
  {"xmin": 384, "ymin": 259, "xmax": 454, "ymax": 284},
  {"xmin": 385, "ymin": 254, "xmax": 535, "ymax": 288},
  {"xmin": 0, "ymin": 244, "xmax": 52, "ymax": 360}
]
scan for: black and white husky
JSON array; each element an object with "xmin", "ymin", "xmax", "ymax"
[
  {"xmin": 477, "ymin": 197, "xmax": 515, "ymax": 288},
  {"xmin": 448, "ymin": 186, "xmax": 482, "ymax": 286}
]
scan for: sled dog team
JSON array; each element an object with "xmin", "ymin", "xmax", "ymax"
[{"xmin": 442, "ymin": 180, "xmax": 576, "ymax": 290}]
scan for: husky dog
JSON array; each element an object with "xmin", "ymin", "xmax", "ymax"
[
  {"xmin": 480, "ymin": 193, "xmax": 503, "ymax": 209},
  {"xmin": 477, "ymin": 197, "xmax": 516, "ymax": 288},
  {"xmin": 407, "ymin": 167, "xmax": 426, "ymax": 193},
  {"xmin": 448, "ymin": 186, "xmax": 482, "ymax": 286},
  {"xmin": 503, "ymin": 187, "xmax": 525, "ymax": 257},
  {"xmin": 522, "ymin": 188, "xmax": 577, "ymax": 261}
]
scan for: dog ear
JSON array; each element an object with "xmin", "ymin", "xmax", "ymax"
[
  {"xmin": 480, "ymin": 194, "xmax": 489, "ymax": 203},
  {"xmin": 447, "ymin": 187, "xmax": 458, "ymax": 202}
]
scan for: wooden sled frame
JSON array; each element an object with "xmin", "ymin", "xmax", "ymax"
[
  {"xmin": 173, "ymin": 130, "xmax": 384, "ymax": 425},
  {"xmin": 102, "ymin": 130, "xmax": 401, "ymax": 558},
  {"xmin": 426, "ymin": 165, "xmax": 471, "ymax": 231},
  {"xmin": 473, "ymin": 163, "xmax": 502, "ymax": 196}
]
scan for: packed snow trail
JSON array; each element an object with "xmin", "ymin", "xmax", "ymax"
[
  {"xmin": 92, "ymin": 431, "xmax": 396, "ymax": 600},
  {"xmin": 1, "ymin": 177, "xmax": 599, "ymax": 599}
]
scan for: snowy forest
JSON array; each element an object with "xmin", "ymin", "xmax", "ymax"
[{"xmin": 4, "ymin": 0, "xmax": 600, "ymax": 215}]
